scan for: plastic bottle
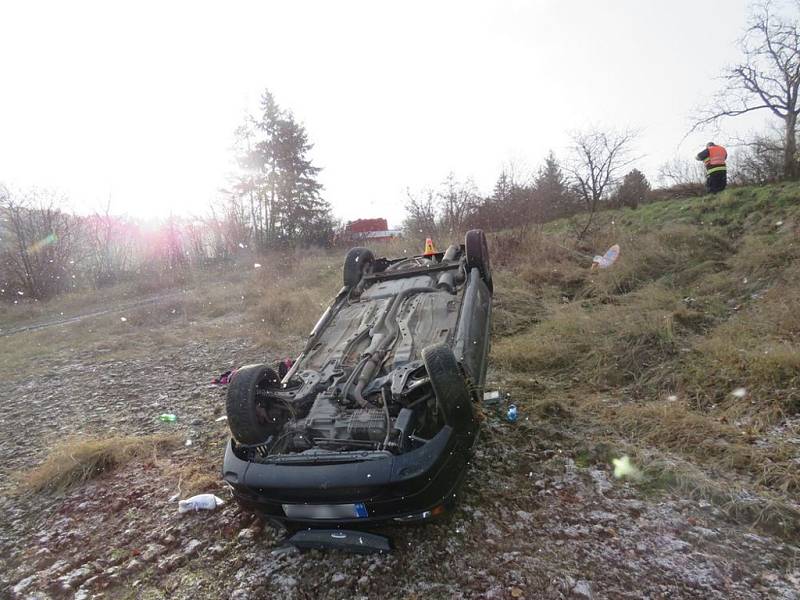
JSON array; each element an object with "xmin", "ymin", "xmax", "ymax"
[
  {"xmin": 159, "ymin": 414, "xmax": 177, "ymax": 423},
  {"xmin": 177, "ymin": 494, "xmax": 225, "ymax": 513},
  {"xmin": 506, "ymin": 404, "xmax": 518, "ymax": 423}
]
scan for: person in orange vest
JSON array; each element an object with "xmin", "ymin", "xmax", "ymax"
[{"xmin": 696, "ymin": 142, "xmax": 728, "ymax": 193}]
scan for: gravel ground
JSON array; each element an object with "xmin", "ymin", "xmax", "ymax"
[{"xmin": 1, "ymin": 323, "xmax": 799, "ymax": 599}]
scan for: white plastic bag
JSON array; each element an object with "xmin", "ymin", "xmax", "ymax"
[
  {"xmin": 178, "ymin": 494, "xmax": 225, "ymax": 513},
  {"xmin": 592, "ymin": 244, "xmax": 620, "ymax": 269}
]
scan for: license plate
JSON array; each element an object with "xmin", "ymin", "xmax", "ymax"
[{"xmin": 282, "ymin": 503, "xmax": 368, "ymax": 519}]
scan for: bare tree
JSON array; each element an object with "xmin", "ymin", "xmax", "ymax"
[
  {"xmin": 403, "ymin": 174, "xmax": 481, "ymax": 239},
  {"xmin": 565, "ymin": 128, "xmax": 638, "ymax": 239},
  {"xmin": 657, "ymin": 158, "xmax": 707, "ymax": 187},
  {"xmin": 83, "ymin": 199, "xmax": 136, "ymax": 285},
  {"xmin": 730, "ymin": 131, "xmax": 786, "ymax": 183},
  {"xmin": 0, "ymin": 187, "xmax": 78, "ymax": 299},
  {"xmin": 438, "ymin": 173, "xmax": 480, "ymax": 237},
  {"xmin": 403, "ymin": 188, "xmax": 438, "ymax": 237},
  {"xmin": 654, "ymin": 158, "xmax": 707, "ymax": 198},
  {"xmin": 184, "ymin": 219, "xmax": 211, "ymax": 265},
  {"xmin": 690, "ymin": 0, "xmax": 800, "ymax": 179}
]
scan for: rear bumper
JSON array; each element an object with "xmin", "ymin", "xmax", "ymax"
[{"xmin": 222, "ymin": 425, "xmax": 475, "ymax": 526}]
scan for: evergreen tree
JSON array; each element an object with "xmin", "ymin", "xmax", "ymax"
[
  {"xmin": 491, "ymin": 171, "xmax": 512, "ymax": 205},
  {"xmin": 228, "ymin": 89, "xmax": 332, "ymax": 248},
  {"xmin": 532, "ymin": 151, "xmax": 579, "ymax": 221},
  {"xmin": 475, "ymin": 169, "xmax": 534, "ymax": 230},
  {"xmin": 615, "ymin": 169, "xmax": 651, "ymax": 209}
]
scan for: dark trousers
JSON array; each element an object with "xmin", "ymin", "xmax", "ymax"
[{"xmin": 706, "ymin": 170, "xmax": 727, "ymax": 193}]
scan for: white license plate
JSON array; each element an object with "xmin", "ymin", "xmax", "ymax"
[{"xmin": 282, "ymin": 503, "xmax": 368, "ymax": 519}]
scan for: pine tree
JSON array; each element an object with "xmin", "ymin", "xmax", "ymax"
[
  {"xmin": 274, "ymin": 113, "xmax": 328, "ymax": 243},
  {"xmin": 228, "ymin": 90, "xmax": 332, "ymax": 248},
  {"xmin": 615, "ymin": 169, "xmax": 650, "ymax": 209},
  {"xmin": 533, "ymin": 151, "xmax": 579, "ymax": 221},
  {"xmin": 480, "ymin": 169, "xmax": 534, "ymax": 230}
]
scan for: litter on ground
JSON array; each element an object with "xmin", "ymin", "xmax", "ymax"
[
  {"xmin": 592, "ymin": 244, "xmax": 620, "ymax": 269},
  {"xmin": 177, "ymin": 494, "xmax": 225, "ymax": 513}
]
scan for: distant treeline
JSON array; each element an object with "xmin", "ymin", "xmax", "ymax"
[
  {"xmin": 1, "ymin": 85, "xmax": 792, "ymax": 302},
  {"xmin": 405, "ymin": 127, "xmax": 789, "ymax": 241},
  {"xmin": 0, "ymin": 187, "xmax": 233, "ymax": 300}
]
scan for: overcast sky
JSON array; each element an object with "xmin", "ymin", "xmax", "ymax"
[{"xmin": 0, "ymin": 0, "xmax": 768, "ymax": 227}]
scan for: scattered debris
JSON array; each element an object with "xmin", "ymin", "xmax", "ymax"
[
  {"xmin": 611, "ymin": 455, "xmax": 641, "ymax": 480},
  {"xmin": 591, "ymin": 244, "xmax": 620, "ymax": 269},
  {"xmin": 506, "ymin": 404, "xmax": 518, "ymax": 423},
  {"xmin": 177, "ymin": 494, "xmax": 225, "ymax": 513},
  {"xmin": 211, "ymin": 369, "xmax": 237, "ymax": 385},
  {"xmin": 159, "ymin": 413, "xmax": 177, "ymax": 423},
  {"xmin": 483, "ymin": 390, "xmax": 502, "ymax": 405}
]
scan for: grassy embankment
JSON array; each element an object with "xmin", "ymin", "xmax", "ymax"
[{"xmin": 491, "ymin": 183, "xmax": 800, "ymax": 532}]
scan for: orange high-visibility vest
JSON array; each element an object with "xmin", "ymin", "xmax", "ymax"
[{"xmin": 705, "ymin": 145, "xmax": 727, "ymax": 170}]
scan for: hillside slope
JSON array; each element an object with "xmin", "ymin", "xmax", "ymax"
[{"xmin": 492, "ymin": 182, "xmax": 800, "ymax": 532}]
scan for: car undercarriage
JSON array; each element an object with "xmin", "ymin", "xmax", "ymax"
[{"xmin": 222, "ymin": 230, "xmax": 492, "ymax": 529}]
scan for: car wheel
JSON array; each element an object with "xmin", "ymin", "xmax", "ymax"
[
  {"xmin": 465, "ymin": 229, "xmax": 493, "ymax": 293},
  {"xmin": 343, "ymin": 247, "xmax": 375, "ymax": 287},
  {"xmin": 226, "ymin": 363, "xmax": 281, "ymax": 445},
  {"xmin": 422, "ymin": 343, "xmax": 475, "ymax": 434}
]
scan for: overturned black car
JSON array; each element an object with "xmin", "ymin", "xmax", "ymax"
[{"xmin": 222, "ymin": 229, "xmax": 492, "ymax": 529}]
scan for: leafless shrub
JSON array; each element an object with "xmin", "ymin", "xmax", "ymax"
[
  {"xmin": 83, "ymin": 201, "xmax": 137, "ymax": 286},
  {"xmin": 565, "ymin": 127, "xmax": 639, "ymax": 239},
  {"xmin": 729, "ymin": 130, "xmax": 785, "ymax": 185},
  {"xmin": 0, "ymin": 187, "xmax": 80, "ymax": 300},
  {"xmin": 403, "ymin": 173, "xmax": 479, "ymax": 238}
]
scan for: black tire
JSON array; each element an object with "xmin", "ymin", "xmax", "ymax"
[
  {"xmin": 343, "ymin": 247, "xmax": 375, "ymax": 287},
  {"xmin": 226, "ymin": 364, "xmax": 281, "ymax": 445},
  {"xmin": 465, "ymin": 229, "xmax": 493, "ymax": 294},
  {"xmin": 422, "ymin": 344, "xmax": 475, "ymax": 434}
]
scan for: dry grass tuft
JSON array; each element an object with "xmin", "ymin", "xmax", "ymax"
[
  {"xmin": 242, "ymin": 253, "xmax": 341, "ymax": 340},
  {"xmin": 584, "ymin": 225, "xmax": 733, "ymax": 297},
  {"xmin": 493, "ymin": 283, "xmax": 681, "ymax": 388},
  {"xmin": 641, "ymin": 457, "xmax": 800, "ymax": 538},
  {"xmin": 20, "ymin": 434, "xmax": 181, "ymax": 494},
  {"xmin": 586, "ymin": 399, "xmax": 800, "ymax": 493},
  {"xmin": 173, "ymin": 462, "xmax": 224, "ymax": 496},
  {"xmin": 680, "ymin": 273, "xmax": 800, "ymax": 423}
]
